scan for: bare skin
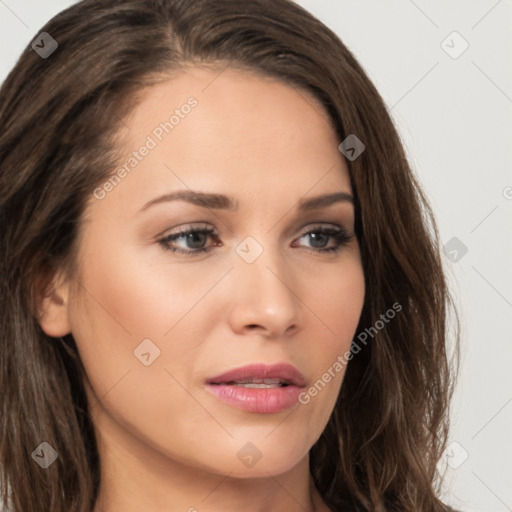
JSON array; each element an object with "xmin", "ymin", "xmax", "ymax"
[{"xmin": 37, "ymin": 65, "xmax": 365, "ymax": 512}]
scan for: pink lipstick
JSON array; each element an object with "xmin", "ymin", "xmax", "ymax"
[{"xmin": 204, "ymin": 363, "xmax": 306, "ymax": 414}]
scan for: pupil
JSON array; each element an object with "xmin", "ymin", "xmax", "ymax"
[
  {"xmin": 310, "ymin": 232, "xmax": 327, "ymax": 248},
  {"xmin": 188, "ymin": 232, "xmax": 206, "ymax": 249}
]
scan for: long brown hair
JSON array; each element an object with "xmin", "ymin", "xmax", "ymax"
[{"xmin": 0, "ymin": 0, "xmax": 460, "ymax": 510}]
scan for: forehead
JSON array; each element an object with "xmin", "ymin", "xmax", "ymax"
[{"xmin": 87, "ymin": 65, "xmax": 352, "ymax": 217}]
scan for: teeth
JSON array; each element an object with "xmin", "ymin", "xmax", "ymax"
[
  {"xmin": 263, "ymin": 378, "xmax": 283, "ymax": 385},
  {"xmin": 230, "ymin": 378, "xmax": 286, "ymax": 386},
  {"xmin": 234, "ymin": 383, "xmax": 283, "ymax": 388},
  {"xmin": 210, "ymin": 377, "xmax": 291, "ymax": 387}
]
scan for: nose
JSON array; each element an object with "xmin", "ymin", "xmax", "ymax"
[{"xmin": 227, "ymin": 245, "xmax": 302, "ymax": 339}]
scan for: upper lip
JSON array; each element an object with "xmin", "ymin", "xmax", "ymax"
[{"xmin": 206, "ymin": 363, "xmax": 306, "ymax": 387}]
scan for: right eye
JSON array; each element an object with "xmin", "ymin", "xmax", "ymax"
[{"xmin": 158, "ymin": 226, "xmax": 219, "ymax": 256}]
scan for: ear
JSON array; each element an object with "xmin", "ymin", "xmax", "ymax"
[{"xmin": 34, "ymin": 268, "xmax": 73, "ymax": 338}]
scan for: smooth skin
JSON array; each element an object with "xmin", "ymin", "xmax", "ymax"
[{"xmin": 37, "ymin": 65, "xmax": 365, "ymax": 512}]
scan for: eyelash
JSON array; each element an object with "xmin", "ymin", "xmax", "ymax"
[{"xmin": 157, "ymin": 224, "xmax": 353, "ymax": 257}]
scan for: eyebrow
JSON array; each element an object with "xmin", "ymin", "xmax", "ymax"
[{"xmin": 139, "ymin": 190, "xmax": 354, "ymax": 212}]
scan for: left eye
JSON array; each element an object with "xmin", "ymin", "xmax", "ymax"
[
  {"xmin": 294, "ymin": 227, "xmax": 352, "ymax": 252},
  {"xmin": 157, "ymin": 225, "xmax": 353, "ymax": 256}
]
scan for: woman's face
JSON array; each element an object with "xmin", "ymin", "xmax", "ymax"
[{"xmin": 63, "ymin": 66, "xmax": 365, "ymax": 477}]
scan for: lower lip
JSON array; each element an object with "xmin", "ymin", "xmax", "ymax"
[{"xmin": 204, "ymin": 383, "xmax": 303, "ymax": 413}]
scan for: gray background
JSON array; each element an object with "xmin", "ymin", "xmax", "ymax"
[{"xmin": 1, "ymin": 1, "xmax": 511, "ymax": 511}]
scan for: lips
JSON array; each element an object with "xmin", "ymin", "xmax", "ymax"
[
  {"xmin": 204, "ymin": 363, "xmax": 307, "ymax": 414},
  {"xmin": 205, "ymin": 363, "xmax": 306, "ymax": 388}
]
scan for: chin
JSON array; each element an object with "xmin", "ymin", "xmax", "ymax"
[{"xmin": 198, "ymin": 439, "xmax": 310, "ymax": 479}]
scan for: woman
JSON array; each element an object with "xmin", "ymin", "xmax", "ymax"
[{"xmin": 0, "ymin": 0, "xmax": 460, "ymax": 510}]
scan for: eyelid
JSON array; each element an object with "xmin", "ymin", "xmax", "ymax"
[{"xmin": 297, "ymin": 221, "xmax": 350, "ymax": 235}]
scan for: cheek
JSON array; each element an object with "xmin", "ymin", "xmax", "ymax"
[
  {"xmin": 70, "ymin": 234, "xmax": 208, "ymax": 342},
  {"xmin": 65, "ymin": 238, "xmax": 172, "ymax": 411},
  {"xmin": 308, "ymin": 254, "xmax": 365, "ymax": 348},
  {"xmin": 67, "ymin": 250, "xmax": 226, "ymax": 470},
  {"xmin": 302, "ymin": 256, "xmax": 365, "ymax": 402},
  {"xmin": 67, "ymin": 236, "xmax": 225, "ymax": 415}
]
